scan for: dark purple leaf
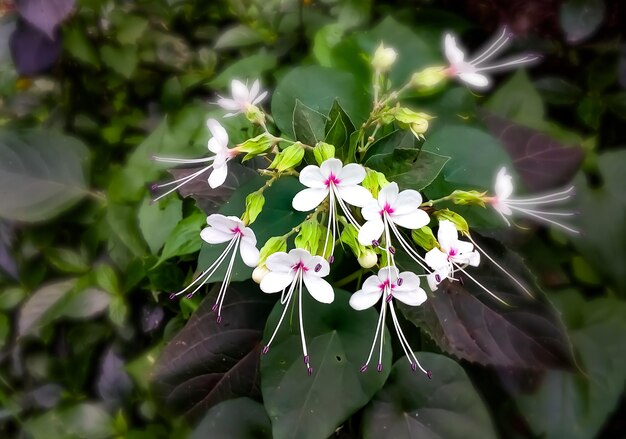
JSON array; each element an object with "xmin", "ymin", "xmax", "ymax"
[
  {"xmin": 483, "ymin": 113, "xmax": 584, "ymax": 192},
  {"xmin": 16, "ymin": 0, "xmax": 75, "ymax": 39},
  {"xmin": 399, "ymin": 235, "xmax": 575, "ymax": 370},
  {"xmin": 9, "ymin": 20, "xmax": 62, "ymax": 76},
  {"xmin": 152, "ymin": 282, "xmax": 275, "ymax": 420},
  {"xmin": 141, "ymin": 305, "xmax": 165, "ymax": 333},
  {"xmin": 97, "ymin": 347, "xmax": 133, "ymax": 409},
  {"xmin": 0, "ymin": 221, "xmax": 18, "ymax": 280}
]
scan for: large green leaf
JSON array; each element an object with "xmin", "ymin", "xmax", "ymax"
[
  {"xmin": 271, "ymin": 65, "xmax": 370, "ymax": 138},
  {"xmin": 0, "ymin": 129, "xmax": 91, "ymax": 222},
  {"xmin": 138, "ymin": 197, "xmax": 182, "ymax": 255},
  {"xmin": 292, "ymin": 99, "xmax": 328, "ymax": 146},
  {"xmin": 514, "ymin": 290, "xmax": 626, "ymax": 439},
  {"xmin": 261, "ymin": 289, "xmax": 391, "ymax": 439},
  {"xmin": 189, "ymin": 398, "xmax": 272, "ymax": 439},
  {"xmin": 484, "ymin": 70, "xmax": 545, "ymax": 128},
  {"xmin": 23, "ymin": 403, "xmax": 114, "ymax": 439},
  {"xmin": 362, "ymin": 352, "xmax": 497, "ymax": 439},
  {"xmin": 324, "ymin": 100, "xmax": 355, "ymax": 161}
]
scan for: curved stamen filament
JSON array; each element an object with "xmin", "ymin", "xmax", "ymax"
[
  {"xmin": 503, "ymin": 186, "xmax": 575, "ymax": 203},
  {"xmin": 469, "ymin": 27, "xmax": 509, "ymax": 65},
  {"xmin": 388, "ymin": 301, "xmax": 429, "ymax": 375},
  {"xmin": 297, "ymin": 271, "xmax": 312, "ymax": 375},
  {"xmin": 214, "ymin": 236, "xmax": 241, "ymax": 320},
  {"xmin": 361, "ymin": 295, "xmax": 385, "ymax": 371},
  {"xmin": 264, "ymin": 278, "xmax": 298, "ymax": 350},
  {"xmin": 386, "ymin": 220, "xmax": 431, "ymax": 273},
  {"xmin": 453, "ymin": 263, "xmax": 509, "ymax": 305},
  {"xmin": 153, "ymin": 156, "xmax": 215, "ymax": 164},
  {"xmin": 475, "ymin": 56, "xmax": 539, "ymax": 72},
  {"xmin": 332, "ymin": 186, "xmax": 361, "ymax": 230},
  {"xmin": 153, "ymin": 165, "xmax": 213, "ymax": 202},
  {"xmin": 377, "ymin": 300, "xmax": 387, "ymax": 371},
  {"xmin": 509, "ymin": 206, "xmax": 579, "ymax": 234}
]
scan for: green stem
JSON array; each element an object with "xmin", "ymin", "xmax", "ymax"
[{"xmin": 335, "ymin": 269, "xmax": 366, "ymax": 288}]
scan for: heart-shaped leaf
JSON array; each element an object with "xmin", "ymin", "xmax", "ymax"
[
  {"xmin": 189, "ymin": 397, "xmax": 271, "ymax": 439},
  {"xmin": 16, "ymin": 0, "xmax": 75, "ymax": 39},
  {"xmin": 399, "ymin": 236, "xmax": 575, "ymax": 370},
  {"xmin": 292, "ymin": 99, "xmax": 328, "ymax": 146},
  {"xmin": 362, "ymin": 352, "xmax": 497, "ymax": 439},
  {"xmin": 261, "ymin": 289, "xmax": 391, "ymax": 439},
  {"xmin": 152, "ymin": 282, "xmax": 275, "ymax": 420}
]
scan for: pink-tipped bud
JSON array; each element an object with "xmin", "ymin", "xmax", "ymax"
[
  {"xmin": 314, "ymin": 264, "xmax": 321, "ymax": 272},
  {"xmin": 427, "ymin": 370, "xmax": 433, "ymax": 379},
  {"xmin": 377, "ymin": 363, "xmax": 383, "ymax": 373},
  {"xmin": 262, "ymin": 345, "xmax": 270, "ymax": 355},
  {"xmin": 307, "ymin": 366, "xmax": 313, "ymax": 376},
  {"xmin": 397, "ymin": 277, "xmax": 403, "ymax": 286},
  {"xmin": 359, "ymin": 365, "xmax": 368, "ymax": 373}
]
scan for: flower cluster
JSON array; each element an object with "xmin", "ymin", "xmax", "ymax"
[{"xmin": 151, "ymin": 30, "xmax": 576, "ymax": 378}]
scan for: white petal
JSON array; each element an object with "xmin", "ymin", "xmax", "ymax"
[
  {"xmin": 239, "ymin": 241, "xmax": 260, "ymax": 267},
  {"xmin": 393, "ymin": 189, "xmax": 423, "ymax": 215},
  {"xmin": 241, "ymin": 227, "xmax": 257, "ymax": 246},
  {"xmin": 336, "ymin": 185, "xmax": 373, "ymax": 208},
  {"xmin": 437, "ymin": 220, "xmax": 458, "ymax": 252},
  {"xmin": 378, "ymin": 266, "xmax": 399, "ymax": 284},
  {"xmin": 292, "ymin": 187, "xmax": 328, "ymax": 211},
  {"xmin": 206, "ymin": 214, "xmax": 236, "ymax": 231},
  {"xmin": 303, "ymin": 274, "xmax": 334, "ymax": 304},
  {"xmin": 306, "ymin": 256, "xmax": 330, "ymax": 277},
  {"xmin": 495, "ymin": 167, "xmax": 514, "ymax": 200},
  {"xmin": 216, "ymin": 98, "xmax": 240, "ymax": 111},
  {"xmin": 425, "ymin": 248, "xmax": 448, "ymax": 271},
  {"xmin": 358, "ymin": 219, "xmax": 384, "ymax": 246},
  {"xmin": 361, "ymin": 200, "xmax": 382, "ymax": 221},
  {"xmin": 395, "ymin": 271, "xmax": 421, "ymax": 292},
  {"xmin": 444, "ymin": 33, "xmax": 465, "ymax": 65},
  {"xmin": 260, "ymin": 271, "xmax": 295, "ymax": 293},
  {"xmin": 320, "ymin": 158, "xmax": 343, "ymax": 179},
  {"xmin": 230, "ymin": 79, "xmax": 249, "ymax": 102},
  {"xmin": 427, "ymin": 273, "xmax": 440, "ymax": 291},
  {"xmin": 208, "ymin": 163, "xmax": 228, "ymax": 188},
  {"xmin": 200, "ymin": 227, "xmax": 234, "ymax": 244},
  {"xmin": 265, "ymin": 252, "xmax": 292, "ymax": 272},
  {"xmin": 494, "ymin": 201, "xmax": 513, "ymax": 216},
  {"xmin": 467, "ymin": 251, "xmax": 480, "ymax": 267},
  {"xmin": 349, "ymin": 288, "xmax": 382, "ymax": 311},
  {"xmin": 337, "ymin": 163, "xmax": 366, "ymax": 186},
  {"xmin": 288, "ymin": 248, "xmax": 313, "ymax": 267},
  {"xmin": 208, "ymin": 137, "xmax": 226, "ymax": 154},
  {"xmin": 249, "ymin": 79, "xmax": 260, "ymax": 101},
  {"xmin": 391, "ymin": 210, "xmax": 430, "ymax": 230},
  {"xmin": 459, "ymin": 72, "xmax": 490, "ymax": 88},
  {"xmin": 252, "ymin": 90, "xmax": 268, "ymax": 105},
  {"xmin": 378, "ymin": 182, "xmax": 399, "ymax": 207},
  {"xmin": 207, "ymin": 119, "xmax": 229, "ymax": 148},
  {"xmin": 454, "ymin": 240, "xmax": 474, "ymax": 255},
  {"xmin": 393, "ymin": 287, "xmax": 427, "ymax": 307},
  {"xmin": 299, "ymin": 165, "xmax": 326, "ymax": 188},
  {"xmin": 361, "ymin": 274, "xmax": 383, "ymax": 294}
]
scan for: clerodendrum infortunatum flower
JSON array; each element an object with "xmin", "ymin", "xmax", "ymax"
[
  {"xmin": 171, "ymin": 214, "xmax": 259, "ymax": 322},
  {"xmin": 350, "ymin": 266, "xmax": 430, "ymax": 376},
  {"xmin": 152, "ymin": 119, "xmax": 238, "ymax": 201},
  {"xmin": 260, "ymin": 248, "xmax": 333, "ymax": 375},
  {"xmin": 216, "ymin": 79, "xmax": 268, "ymax": 117},
  {"xmin": 292, "ymin": 158, "xmax": 373, "ymax": 261},
  {"xmin": 358, "ymin": 182, "xmax": 430, "ymax": 270},
  {"xmin": 443, "ymin": 28, "xmax": 539, "ymax": 88},
  {"xmin": 489, "ymin": 167, "xmax": 578, "ymax": 234},
  {"xmin": 371, "ymin": 42, "xmax": 398, "ymax": 72}
]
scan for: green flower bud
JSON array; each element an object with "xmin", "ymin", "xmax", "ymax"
[
  {"xmin": 252, "ymin": 265, "xmax": 269, "ymax": 284},
  {"xmin": 245, "ymin": 104, "xmax": 266, "ymax": 125},
  {"xmin": 362, "ymin": 168, "xmax": 388, "ymax": 199},
  {"xmin": 411, "ymin": 226, "xmax": 438, "ymax": 251},
  {"xmin": 258, "ymin": 237, "xmax": 287, "ymax": 263},
  {"xmin": 295, "ymin": 219, "xmax": 324, "ymax": 255},
  {"xmin": 270, "ymin": 142, "xmax": 305, "ymax": 172},
  {"xmin": 391, "ymin": 107, "xmax": 434, "ymax": 139},
  {"xmin": 242, "ymin": 190, "xmax": 265, "ymax": 225},
  {"xmin": 371, "ymin": 43, "xmax": 397, "ymax": 72},
  {"xmin": 239, "ymin": 133, "xmax": 274, "ymax": 161},
  {"xmin": 450, "ymin": 190, "xmax": 487, "ymax": 207},
  {"xmin": 433, "ymin": 209, "xmax": 469, "ymax": 234},
  {"xmin": 411, "ymin": 66, "xmax": 447, "ymax": 94},
  {"xmin": 313, "ymin": 142, "xmax": 335, "ymax": 165},
  {"xmin": 340, "ymin": 224, "xmax": 362, "ymax": 258}
]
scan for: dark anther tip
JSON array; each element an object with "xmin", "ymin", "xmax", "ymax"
[
  {"xmin": 307, "ymin": 367, "xmax": 313, "ymax": 376},
  {"xmin": 328, "ymin": 255, "xmax": 335, "ymax": 264},
  {"xmin": 359, "ymin": 365, "xmax": 368, "ymax": 373},
  {"xmin": 377, "ymin": 363, "xmax": 383, "ymax": 373},
  {"xmin": 314, "ymin": 264, "xmax": 321, "ymax": 272},
  {"xmin": 427, "ymin": 370, "xmax": 433, "ymax": 380},
  {"xmin": 186, "ymin": 293, "xmax": 194, "ymax": 299},
  {"xmin": 262, "ymin": 345, "xmax": 270, "ymax": 355},
  {"xmin": 169, "ymin": 293, "xmax": 177, "ymax": 300},
  {"xmin": 211, "ymin": 303, "xmax": 218, "ymax": 312}
]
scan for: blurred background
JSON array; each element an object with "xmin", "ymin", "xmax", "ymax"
[{"xmin": 0, "ymin": 0, "xmax": 625, "ymax": 438}]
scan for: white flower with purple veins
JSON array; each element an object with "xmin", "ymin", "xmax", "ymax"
[
  {"xmin": 216, "ymin": 79, "xmax": 268, "ymax": 117},
  {"xmin": 350, "ymin": 266, "xmax": 430, "ymax": 377},
  {"xmin": 292, "ymin": 158, "xmax": 373, "ymax": 261},
  {"xmin": 152, "ymin": 119, "xmax": 238, "ymax": 201},
  {"xmin": 358, "ymin": 182, "xmax": 430, "ymax": 271},
  {"xmin": 260, "ymin": 248, "xmax": 334, "ymax": 375},
  {"xmin": 490, "ymin": 167, "xmax": 578, "ymax": 234},
  {"xmin": 443, "ymin": 27, "xmax": 539, "ymax": 88},
  {"xmin": 170, "ymin": 214, "xmax": 259, "ymax": 322}
]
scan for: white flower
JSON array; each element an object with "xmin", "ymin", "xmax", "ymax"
[
  {"xmin": 151, "ymin": 119, "xmax": 238, "ymax": 201},
  {"xmin": 371, "ymin": 43, "xmax": 397, "ymax": 72},
  {"xmin": 490, "ymin": 167, "xmax": 578, "ymax": 234},
  {"xmin": 443, "ymin": 28, "xmax": 539, "ymax": 89},
  {"xmin": 260, "ymin": 248, "xmax": 334, "ymax": 375},
  {"xmin": 293, "ymin": 158, "xmax": 373, "ymax": 261},
  {"xmin": 349, "ymin": 266, "xmax": 430, "ymax": 376},
  {"xmin": 216, "ymin": 79, "xmax": 268, "ymax": 117},
  {"xmin": 425, "ymin": 220, "xmax": 480, "ymax": 291},
  {"xmin": 170, "ymin": 214, "xmax": 259, "ymax": 322}
]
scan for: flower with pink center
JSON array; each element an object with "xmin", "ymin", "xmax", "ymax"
[
  {"xmin": 443, "ymin": 28, "xmax": 539, "ymax": 89},
  {"xmin": 349, "ymin": 266, "xmax": 430, "ymax": 376},
  {"xmin": 216, "ymin": 79, "xmax": 268, "ymax": 117},
  {"xmin": 170, "ymin": 214, "xmax": 259, "ymax": 321},
  {"xmin": 260, "ymin": 248, "xmax": 333, "ymax": 375}
]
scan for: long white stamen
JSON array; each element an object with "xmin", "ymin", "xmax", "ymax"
[
  {"xmin": 214, "ymin": 236, "xmax": 241, "ymax": 320},
  {"xmin": 470, "ymin": 28, "xmax": 509, "ymax": 65},
  {"xmin": 331, "ymin": 190, "xmax": 338, "ymax": 260},
  {"xmin": 333, "ymin": 187, "xmax": 361, "ymax": 230},
  {"xmin": 387, "ymin": 220, "xmax": 431, "ymax": 273},
  {"xmin": 153, "ymin": 156, "xmax": 215, "ymax": 164},
  {"xmin": 509, "ymin": 206, "xmax": 579, "ymax": 233},
  {"xmin": 264, "ymin": 280, "xmax": 297, "ymax": 350},
  {"xmin": 377, "ymin": 300, "xmax": 387, "ymax": 371},
  {"xmin": 475, "ymin": 56, "xmax": 539, "ymax": 72},
  {"xmin": 454, "ymin": 263, "xmax": 509, "ymax": 305},
  {"xmin": 505, "ymin": 186, "xmax": 575, "ymax": 203},
  {"xmin": 154, "ymin": 165, "xmax": 210, "ymax": 188},
  {"xmin": 467, "ymin": 234, "xmax": 533, "ymax": 298},
  {"xmin": 362, "ymin": 294, "xmax": 385, "ymax": 370},
  {"xmin": 322, "ymin": 191, "xmax": 334, "ymax": 259},
  {"xmin": 512, "ymin": 207, "xmax": 574, "ymax": 217},
  {"xmin": 506, "ymin": 196, "xmax": 572, "ymax": 205},
  {"xmin": 389, "ymin": 301, "xmax": 429, "ymax": 375},
  {"xmin": 153, "ymin": 166, "xmax": 212, "ymax": 202},
  {"xmin": 383, "ymin": 215, "xmax": 395, "ymax": 267},
  {"xmin": 298, "ymin": 271, "xmax": 313, "ymax": 375}
]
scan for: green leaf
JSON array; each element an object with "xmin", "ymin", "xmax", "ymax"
[
  {"xmin": 577, "ymin": 96, "xmax": 603, "ymax": 130},
  {"xmin": 0, "ymin": 287, "xmax": 25, "ymax": 311},
  {"xmin": 515, "ymin": 290, "xmax": 626, "ymax": 439},
  {"xmin": 271, "ymin": 66, "xmax": 370, "ymax": 139},
  {"xmin": 560, "ymin": 0, "xmax": 605, "ymax": 44},
  {"xmin": 101, "ymin": 45, "xmax": 138, "ymax": 79},
  {"xmin": 138, "ymin": 198, "xmax": 183, "ymax": 255},
  {"xmin": 325, "ymin": 100, "xmax": 356, "ymax": 161},
  {"xmin": 261, "ymin": 289, "xmax": 391, "ymax": 439},
  {"xmin": 64, "ymin": 25, "xmax": 99, "ymax": 67},
  {"xmin": 292, "ymin": 99, "xmax": 328, "ymax": 146},
  {"xmin": 362, "ymin": 352, "xmax": 497, "ymax": 439},
  {"xmin": 23, "ymin": 403, "xmax": 114, "ymax": 439},
  {"xmin": 155, "ymin": 210, "xmax": 206, "ymax": 266},
  {"xmin": 485, "ymin": 70, "xmax": 544, "ymax": 128},
  {"xmin": 190, "ymin": 398, "xmax": 271, "ymax": 439},
  {"xmin": 106, "ymin": 203, "xmax": 150, "ymax": 259},
  {"xmin": 114, "ymin": 14, "xmax": 149, "ymax": 45},
  {"xmin": 534, "ymin": 77, "xmax": 583, "ymax": 106},
  {"xmin": 366, "ymin": 148, "xmax": 450, "ymax": 192},
  {"xmin": 209, "ymin": 50, "xmax": 277, "ymax": 88},
  {"xmin": 0, "ymin": 129, "xmax": 91, "ymax": 222},
  {"xmin": 215, "ymin": 25, "xmax": 265, "ymax": 50},
  {"xmin": 44, "ymin": 247, "xmax": 90, "ymax": 274}
]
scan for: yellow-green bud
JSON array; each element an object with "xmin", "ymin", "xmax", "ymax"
[
  {"xmin": 295, "ymin": 219, "xmax": 324, "ymax": 255},
  {"xmin": 433, "ymin": 209, "xmax": 469, "ymax": 234},
  {"xmin": 239, "ymin": 133, "xmax": 274, "ymax": 161},
  {"xmin": 252, "ymin": 265, "xmax": 269, "ymax": 284},
  {"xmin": 270, "ymin": 142, "xmax": 305, "ymax": 172},
  {"xmin": 258, "ymin": 237, "xmax": 287, "ymax": 263},
  {"xmin": 411, "ymin": 66, "xmax": 447, "ymax": 94},
  {"xmin": 450, "ymin": 190, "xmax": 487, "ymax": 207},
  {"xmin": 245, "ymin": 104, "xmax": 266, "ymax": 126},
  {"xmin": 340, "ymin": 224, "xmax": 362, "ymax": 258},
  {"xmin": 358, "ymin": 250, "xmax": 378, "ymax": 268},
  {"xmin": 242, "ymin": 190, "xmax": 265, "ymax": 225},
  {"xmin": 371, "ymin": 43, "xmax": 397, "ymax": 72},
  {"xmin": 313, "ymin": 142, "xmax": 335, "ymax": 165},
  {"xmin": 362, "ymin": 168, "xmax": 388, "ymax": 199},
  {"xmin": 411, "ymin": 226, "xmax": 438, "ymax": 251},
  {"xmin": 391, "ymin": 107, "xmax": 433, "ymax": 139}
]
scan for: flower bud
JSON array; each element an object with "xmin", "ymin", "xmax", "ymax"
[
  {"xmin": 411, "ymin": 66, "xmax": 447, "ymax": 94},
  {"xmin": 358, "ymin": 250, "xmax": 378, "ymax": 268},
  {"xmin": 295, "ymin": 219, "xmax": 324, "ymax": 255},
  {"xmin": 313, "ymin": 142, "xmax": 335, "ymax": 165},
  {"xmin": 238, "ymin": 133, "xmax": 274, "ymax": 161},
  {"xmin": 391, "ymin": 107, "xmax": 433, "ymax": 139},
  {"xmin": 245, "ymin": 104, "xmax": 266, "ymax": 126},
  {"xmin": 372, "ymin": 43, "xmax": 398, "ymax": 72},
  {"xmin": 258, "ymin": 237, "xmax": 287, "ymax": 263},
  {"xmin": 362, "ymin": 168, "xmax": 389, "ymax": 199},
  {"xmin": 270, "ymin": 142, "xmax": 305, "ymax": 172},
  {"xmin": 252, "ymin": 265, "xmax": 269, "ymax": 284},
  {"xmin": 411, "ymin": 226, "xmax": 438, "ymax": 251},
  {"xmin": 450, "ymin": 190, "xmax": 487, "ymax": 207},
  {"xmin": 433, "ymin": 209, "xmax": 469, "ymax": 234},
  {"xmin": 242, "ymin": 190, "xmax": 265, "ymax": 225}
]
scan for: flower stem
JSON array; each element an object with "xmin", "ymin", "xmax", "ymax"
[{"xmin": 335, "ymin": 269, "xmax": 366, "ymax": 288}]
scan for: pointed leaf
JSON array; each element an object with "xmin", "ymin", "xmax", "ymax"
[
  {"xmin": 292, "ymin": 99, "xmax": 328, "ymax": 146},
  {"xmin": 190, "ymin": 398, "xmax": 271, "ymax": 439},
  {"xmin": 325, "ymin": 100, "xmax": 355, "ymax": 160}
]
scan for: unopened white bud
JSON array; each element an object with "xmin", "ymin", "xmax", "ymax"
[
  {"xmin": 358, "ymin": 250, "xmax": 378, "ymax": 269},
  {"xmin": 252, "ymin": 265, "xmax": 269, "ymax": 284},
  {"xmin": 372, "ymin": 43, "xmax": 397, "ymax": 72}
]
